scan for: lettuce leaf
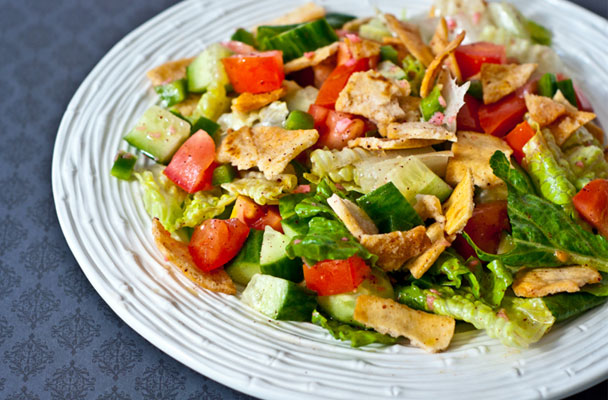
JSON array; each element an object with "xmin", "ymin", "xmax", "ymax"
[
  {"xmin": 440, "ymin": 74, "xmax": 470, "ymax": 133},
  {"xmin": 429, "ymin": 250, "xmax": 481, "ymax": 295},
  {"xmin": 541, "ymin": 292, "xmax": 607, "ymax": 323},
  {"xmin": 312, "ymin": 310, "xmax": 398, "ymax": 347},
  {"xmin": 177, "ymin": 191, "xmax": 236, "ymax": 228},
  {"xmin": 221, "ymin": 172, "xmax": 297, "ymax": 205},
  {"xmin": 481, "ymin": 260, "xmax": 513, "ymax": 307}
]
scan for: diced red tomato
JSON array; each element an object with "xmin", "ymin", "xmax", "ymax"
[
  {"xmin": 452, "ymin": 201, "xmax": 510, "ymax": 260},
  {"xmin": 163, "ymin": 130, "xmax": 216, "ymax": 193},
  {"xmin": 573, "ymin": 83, "xmax": 594, "ymax": 112},
  {"xmin": 303, "ymin": 256, "xmax": 371, "ymax": 296},
  {"xmin": 250, "ymin": 206, "xmax": 283, "ymax": 232},
  {"xmin": 222, "ymin": 50, "xmax": 284, "ymax": 94},
  {"xmin": 293, "ymin": 184, "xmax": 311, "ymax": 194},
  {"xmin": 319, "ymin": 111, "xmax": 366, "ymax": 149},
  {"xmin": 315, "ymin": 57, "xmax": 370, "ymax": 107},
  {"xmin": 309, "ymin": 104, "xmax": 331, "ymax": 136},
  {"xmin": 312, "ymin": 62, "xmax": 336, "ymax": 88},
  {"xmin": 504, "ymin": 121, "xmax": 536, "ymax": 163},
  {"xmin": 337, "ymin": 42, "xmax": 351, "ymax": 66},
  {"xmin": 231, "ymin": 196, "xmax": 283, "ymax": 232},
  {"xmin": 188, "ymin": 218, "xmax": 250, "ymax": 272},
  {"xmin": 456, "ymin": 94, "xmax": 483, "ymax": 132},
  {"xmin": 573, "ymin": 179, "xmax": 608, "ymax": 238},
  {"xmin": 454, "ymin": 42, "xmax": 506, "ymax": 80}
]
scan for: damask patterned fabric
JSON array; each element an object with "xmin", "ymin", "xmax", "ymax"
[{"xmin": 0, "ymin": 0, "xmax": 605, "ymax": 399}]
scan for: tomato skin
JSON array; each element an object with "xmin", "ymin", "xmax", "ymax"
[
  {"xmin": 456, "ymin": 94, "xmax": 483, "ymax": 132},
  {"xmin": 188, "ymin": 218, "xmax": 250, "ymax": 272},
  {"xmin": 222, "ymin": 50, "xmax": 284, "ymax": 94},
  {"xmin": 478, "ymin": 80, "xmax": 537, "ymax": 137},
  {"xmin": 309, "ymin": 104, "xmax": 331, "ymax": 136},
  {"xmin": 250, "ymin": 206, "xmax": 283, "ymax": 233},
  {"xmin": 452, "ymin": 201, "xmax": 510, "ymax": 260},
  {"xmin": 319, "ymin": 111, "xmax": 366, "ymax": 149},
  {"xmin": 315, "ymin": 57, "xmax": 370, "ymax": 107},
  {"xmin": 573, "ymin": 179, "xmax": 608, "ymax": 237},
  {"xmin": 303, "ymin": 256, "xmax": 371, "ymax": 296},
  {"xmin": 504, "ymin": 121, "xmax": 536, "ymax": 164},
  {"xmin": 163, "ymin": 130, "xmax": 216, "ymax": 193},
  {"xmin": 231, "ymin": 196, "xmax": 283, "ymax": 232},
  {"xmin": 573, "ymin": 83, "xmax": 594, "ymax": 112},
  {"xmin": 454, "ymin": 42, "xmax": 506, "ymax": 80}
]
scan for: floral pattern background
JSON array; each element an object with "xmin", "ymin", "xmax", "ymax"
[{"xmin": 0, "ymin": 0, "xmax": 605, "ymax": 398}]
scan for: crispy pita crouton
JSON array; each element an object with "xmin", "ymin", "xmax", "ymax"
[
  {"xmin": 446, "ymin": 131, "xmax": 513, "ymax": 188},
  {"xmin": 146, "ymin": 57, "xmax": 195, "ymax": 86},
  {"xmin": 524, "ymin": 93, "xmax": 567, "ymax": 127},
  {"xmin": 548, "ymin": 91, "xmax": 597, "ymax": 146},
  {"xmin": 284, "ymin": 42, "xmax": 340, "ymax": 74},
  {"xmin": 419, "ymin": 31, "xmax": 465, "ymax": 98},
  {"xmin": 348, "ymin": 137, "xmax": 443, "ymax": 150},
  {"xmin": 327, "ymin": 194, "xmax": 378, "ymax": 239},
  {"xmin": 513, "ymin": 266, "xmax": 601, "ymax": 298},
  {"xmin": 257, "ymin": 2, "xmax": 325, "ymax": 28},
  {"xmin": 443, "ymin": 168, "xmax": 474, "ymax": 236},
  {"xmin": 385, "ymin": 121, "xmax": 457, "ymax": 142},
  {"xmin": 152, "ymin": 219, "xmax": 236, "ymax": 295},
  {"xmin": 399, "ymin": 96, "xmax": 422, "ymax": 122},
  {"xmin": 231, "ymin": 87, "xmax": 286, "ymax": 113},
  {"xmin": 217, "ymin": 126, "xmax": 259, "ymax": 170},
  {"xmin": 343, "ymin": 17, "xmax": 372, "ymax": 32},
  {"xmin": 405, "ymin": 222, "xmax": 450, "ymax": 279},
  {"xmin": 170, "ymin": 93, "xmax": 201, "ymax": 117},
  {"xmin": 335, "ymin": 70, "xmax": 406, "ymax": 126},
  {"xmin": 586, "ymin": 121, "xmax": 604, "ymax": 146},
  {"xmin": 360, "ymin": 226, "xmax": 431, "ymax": 271},
  {"xmin": 385, "ymin": 14, "xmax": 434, "ymax": 67},
  {"xmin": 481, "ymin": 63, "xmax": 537, "ymax": 104},
  {"xmin": 414, "ymin": 194, "xmax": 445, "ymax": 223},
  {"xmin": 345, "ymin": 37, "xmax": 381, "ymax": 60},
  {"xmin": 429, "ymin": 18, "xmax": 462, "ymax": 81},
  {"xmin": 353, "ymin": 295, "xmax": 455, "ymax": 352}
]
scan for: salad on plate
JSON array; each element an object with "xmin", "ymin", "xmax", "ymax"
[{"xmin": 110, "ymin": 0, "xmax": 608, "ymax": 353}]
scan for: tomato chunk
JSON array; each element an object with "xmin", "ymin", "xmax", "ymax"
[
  {"xmin": 163, "ymin": 130, "xmax": 216, "ymax": 193},
  {"xmin": 504, "ymin": 121, "xmax": 536, "ymax": 163},
  {"xmin": 315, "ymin": 58, "xmax": 370, "ymax": 107},
  {"xmin": 231, "ymin": 196, "xmax": 283, "ymax": 232},
  {"xmin": 189, "ymin": 218, "xmax": 250, "ymax": 272},
  {"xmin": 453, "ymin": 201, "xmax": 510, "ymax": 260},
  {"xmin": 573, "ymin": 179, "xmax": 608, "ymax": 238},
  {"xmin": 250, "ymin": 206, "xmax": 283, "ymax": 232},
  {"xmin": 319, "ymin": 111, "xmax": 366, "ymax": 149},
  {"xmin": 454, "ymin": 42, "xmax": 506, "ymax": 80},
  {"xmin": 303, "ymin": 256, "xmax": 370, "ymax": 296},
  {"xmin": 456, "ymin": 94, "xmax": 483, "ymax": 132},
  {"xmin": 222, "ymin": 50, "xmax": 284, "ymax": 94}
]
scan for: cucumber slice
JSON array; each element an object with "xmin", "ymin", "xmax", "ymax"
[
  {"xmin": 231, "ymin": 28, "xmax": 256, "ymax": 47},
  {"xmin": 155, "ymin": 78, "xmax": 187, "ymax": 108},
  {"xmin": 123, "ymin": 105, "xmax": 191, "ymax": 164},
  {"xmin": 259, "ymin": 19, "xmax": 339, "ymax": 61},
  {"xmin": 281, "ymin": 215, "xmax": 311, "ymax": 238},
  {"xmin": 538, "ymin": 73, "xmax": 557, "ymax": 98},
  {"xmin": 556, "ymin": 79, "xmax": 578, "ymax": 107},
  {"xmin": 260, "ymin": 226, "xmax": 304, "ymax": 282},
  {"xmin": 317, "ymin": 269, "xmax": 394, "ymax": 326},
  {"xmin": 467, "ymin": 80, "xmax": 483, "ymax": 100},
  {"xmin": 324, "ymin": 12, "xmax": 356, "ymax": 29},
  {"xmin": 110, "ymin": 151, "xmax": 137, "ymax": 180},
  {"xmin": 284, "ymin": 110, "xmax": 314, "ymax": 130},
  {"xmin": 379, "ymin": 45, "xmax": 399, "ymax": 64},
  {"xmin": 387, "ymin": 156, "xmax": 453, "ymax": 203},
  {"xmin": 242, "ymin": 274, "xmax": 317, "ymax": 321},
  {"xmin": 211, "ymin": 164, "xmax": 237, "ymax": 186},
  {"xmin": 186, "ymin": 43, "xmax": 233, "ymax": 93},
  {"xmin": 190, "ymin": 115, "xmax": 220, "ymax": 137},
  {"xmin": 225, "ymin": 229, "xmax": 264, "ymax": 285},
  {"xmin": 256, "ymin": 23, "xmax": 301, "ymax": 45},
  {"xmin": 359, "ymin": 18, "xmax": 391, "ymax": 42}
]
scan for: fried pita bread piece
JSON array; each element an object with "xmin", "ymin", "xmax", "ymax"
[
  {"xmin": 524, "ymin": 93, "xmax": 567, "ymax": 127},
  {"xmin": 170, "ymin": 93, "xmax": 201, "ymax": 117},
  {"xmin": 217, "ymin": 126, "xmax": 259, "ymax": 170},
  {"xmin": 256, "ymin": 2, "xmax": 325, "ymax": 28},
  {"xmin": 327, "ymin": 194, "xmax": 378, "ymax": 239},
  {"xmin": 405, "ymin": 222, "xmax": 451, "ymax": 279},
  {"xmin": 399, "ymin": 96, "xmax": 422, "ymax": 122},
  {"xmin": 360, "ymin": 226, "xmax": 431, "ymax": 271},
  {"xmin": 348, "ymin": 137, "xmax": 443, "ymax": 150},
  {"xmin": 283, "ymin": 42, "xmax": 340, "ymax": 74},
  {"xmin": 429, "ymin": 17, "xmax": 462, "ymax": 81},
  {"xmin": 481, "ymin": 63, "xmax": 537, "ymax": 104},
  {"xmin": 443, "ymin": 168, "xmax": 474, "ymax": 236},
  {"xmin": 586, "ymin": 121, "xmax": 605, "ymax": 146},
  {"xmin": 344, "ymin": 37, "xmax": 381, "ymax": 60},
  {"xmin": 385, "ymin": 121, "xmax": 457, "ymax": 142},
  {"xmin": 335, "ymin": 70, "xmax": 407, "ymax": 126},
  {"xmin": 419, "ymin": 31, "xmax": 465, "ymax": 98},
  {"xmin": 231, "ymin": 87, "xmax": 286, "ymax": 113},
  {"xmin": 384, "ymin": 14, "xmax": 434, "ymax": 67},
  {"xmin": 446, "ymin": 131, "xmax": 513, "ymax": 188},
  {"xmin": 548, "ymin": 91, "xmax": 597, "ymax": 146},
  {"xmin": 513, "ymin": 266, "xmax": 601, "ymax": 298},
  {"xmin": 146, "ymin": 57, "xmax": 195, "ymax": 86},
  {"xmin": 414, "ymin": 194, "xmax": 445, "ymax": 224},
  {"xmin": 152, "ymin": 219, "xmax": 236, "ymax": 295},
  {"xmin": 343, "ymin": 17, "xmax": 372, "ymax": 32},
  {"xmin": 353, "ymin": 295, "xmax": 455, "ymax": 353}
]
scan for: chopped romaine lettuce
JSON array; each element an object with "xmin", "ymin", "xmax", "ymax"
[
  {"xmin": 312, "ymin": 310, "xmax": 398, "ymax": 347},
  {"xmin": 221, "ymin": 172, "xmax": 297, "ymax": 205}
]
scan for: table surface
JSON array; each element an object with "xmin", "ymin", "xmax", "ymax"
[{"xmin": 1, "ymin": 0, "xmax": 606, "ymax": 399}]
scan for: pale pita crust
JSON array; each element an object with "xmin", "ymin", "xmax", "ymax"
[
  {"xmin": 284, "ymin": 42, "xmax": 339, "ymax": 74},
  {"xmin": 513, "ymin": 266, "xmax": 601, "ymax": 298},
  {"xmin": 360, "ymin": 226, "xmax": 431, "ymax": 271},
  {"xmin": 146, "ymin": 57, "xmax": 194, "ymax": 86},
  {"xmin": 524, "ymin": 93, "xmax": 567, "ymax": 127},
  {"xmin": 385, "ymin": 121, "xmax": 456, "ymax": 141},
  {"xmin": 481, "ymin": 63, "xmax": 537, "ymax": 104},
  {"xmin": 348, "ymin": 137, "xmax": 443, "ymax": 150}
]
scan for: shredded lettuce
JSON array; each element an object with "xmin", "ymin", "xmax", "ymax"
[
  {"xmin": 217, "ymin": 101, "xmax": 289, "ymax": 131},
  {"xmin": 284, "ymin": 84, "xmax": 319, "ymax": 112},
  {"xmin": 560, "ymin": 127, "xmax": 608, "ymax": 189},
  {"xmin": 221, "ymin": 172, "xmax": 297, "ymax": 205},
  {"xmin": 178, "ymin": 191, "xmax": 236, "ymax": 228},
  {"xmin": 312, "ymin": 310, "xmax": 398, "ymax": 347}
]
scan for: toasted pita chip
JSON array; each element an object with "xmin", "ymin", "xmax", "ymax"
[
  {"xmin": 548, "ymin": 91, "xmax": 597, "ymax": 146},
  {"xmin": 481, "ymin": 63, "xmax": 537, "ymax": 104},
  {"xmin": 217, "ymin": 126, "xmax": 259, "ymax": 170},
  {"xmin": 360, "ymin": 226, "xmax": 431, "ymax": 271},
  {"xmin": 414, "ymin": 194, "xmax": 445, "ymax": 223},
  {"xmin": 327, "ymin": 194, "xmax": 378, "ymax": 239},
  {"xmin": 284, "ymin": 42, "xmax": 340, "ymax": 74},
  {"xmin": 446, "ymin": 131, "xmax": 513, "ymax": 188},
  {"xmin": 386, "ymin": 121, "xmax": 457, "ymax": 141},
  {"xmin": 343, "ymin": 16, "xmax": 372, "ymax": 32},
  {"xmin": 348, "ymin": 137, "xmax": 443, "ymax": 150},
  {"xmin": 335, "ymin": 70, "xmax": 407, "ymax": 126},
  {"xmin": 345, "ymin": 37, "xmax": 381, "ymax": 60},
  {"xmin": 152, "ymin": 219, "xmax": 236, "ymax": 295},
  {"xmin": 231, "ymin": 87, "xmax": 286, "ymax": 113},
  {"xmin": 429, "ymin": 18, "xmax": 462, "ymax": 82},
  {"xmin": 382, "ymin": 37, "xmax": 410, "ymax": 62},
  {"xmin": 513, "ymin": 266, "xmax": 601, "ymax": 298},
  {"xmin": 443, "ymin": 168, "xmax": 474, "ymax": 236},
  {"xmin": 146, "ymin": 57, "xmax": 194, "ymax": 86},
  {"xmin": 170, "ymin": 93, "xmax": 201, "ymax": 117},
  {"xmin": 419, "ymin": 31, "xmax": 465, "ymax": 98},
  {"xmin": 399, "ymin": 96, "xmax": 422, "ymax": 122},
  {"xmin": 255, "ymin": 2, "xmax": 325, "ymax": 28},
  {"xmin": 353, "ymin": 295, "xmax": 455, "ymax": 353},
  {"xmin": 524, "ymin": 93, "xmax": 567, "ymax": 127},
  {"xmin": 385, "ymin": 14, "xmax": 434, "ymax": 67},
  {"xmin": 586, "ymin": 121, "xmax": 605, "ymax": 146},
  {"xmin": 405, "ymin": 222, "xmax": 450, "ymax": 279}
]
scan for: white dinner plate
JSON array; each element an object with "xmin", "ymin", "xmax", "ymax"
[{"xmin": 52, "ymin": 1, "xmax": 608, "ymax": 399}]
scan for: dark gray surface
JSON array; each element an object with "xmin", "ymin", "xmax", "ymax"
[{"xmin": 0, "ymin": 0, "xmax": 605, "ymax": 399}]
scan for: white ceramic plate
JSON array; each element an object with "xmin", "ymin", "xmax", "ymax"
[{"xmin": 52, "ymin": 1, "xmax": 608, "ymax": 399}]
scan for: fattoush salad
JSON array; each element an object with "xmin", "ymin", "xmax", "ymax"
[{"xmin": 111, "ymin": 1, "xmax": 608, "ymax": 352}]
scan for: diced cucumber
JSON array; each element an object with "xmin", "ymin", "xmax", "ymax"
[
  {"xmin": 538, "ymin": 73, "xmax": 557, "ymax": 98},
  {"xmin": 225, "ymin": 229, "xmax": 264, "ymax": 285},
  {"xmin": 123, "ymin": 105, "xmax": 191, "ymax": 164},
  {"xmin": 380, "ymin": 45, "xmax": 399, "ymax": 64},
  {"xmin": 388, "ymin": 156, "xmax": 453, "ymax": 203},
  {"xmin": 324, "ymin": 12, "xmax": 356, "ymax": 29},
  {"xmin": 284, "ymin": 110, "xmax": 314, "ymax": 130},
  {"xmin": 359, "ymin": 18, "xmax": 391, "ymax": 42},
  {"xmin": 211, "ymin": 164, "xmax": 237, "ymax": 186},
  {"xmin": 259, "ymin": 19, "xmax": 339, "ymax": 61},
  {"xmin": 420, "ymin": 85, "xmax": 445, "ymax": 121},
  {"xmin": 467, "ymin": 80, "xmax": 483, "ymax": 100},
  {"xmin": 556, "ymin": 79, "xmax": 578, "ymax": 107},
  {"xmin": 281, "ymin": 215, "xmax": 311, "ymax": 238},
  {"xmin": 192, "ymin": 82, "xmax": 230, "ymax": 122},
  {"xmin": 317, "ymin": 269, "xmax": 394, "ymax": 326},
  {"xmin": 525, "ymin": 19, "xmax": 552, "ymax": 46},
  {"xmin": 186, "ymin": 43, "xmax": 233, "ymax": 93},
  {"xmin": 110, "ymin": 151, "xmax": 137, "ymax": 180},
  {"xmin": 242, "ymin": 274, "xmax": 317, "ymax": 321},
  {"xmin": 260, "ymin": 226, "xmax": 304, "ymax": 282},
  {"xmin": 377, "ymin": 60, "xmax": 406, "ymax": 81},
  {"xmin": 155, "ymin": 78, "xmax": 187, "ymax": 108},
  {"xmin": 190, "ymin": 115, "xmax": 220, "ymax": 137},
  {"xmin": 256, "ymin": 23, "xmax": 301, "ymax": 45},
  {"xmin": 231, "ymin": 28, "xmax": 256, "ymax": 47},
  {"xmin": 356, "ymin": 182, "xmax": 423, "ymax": 233}
]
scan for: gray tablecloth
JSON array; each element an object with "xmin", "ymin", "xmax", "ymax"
[{"xmin": 0, "ymin": 0, "xmax": 606, "ymax": 398}]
